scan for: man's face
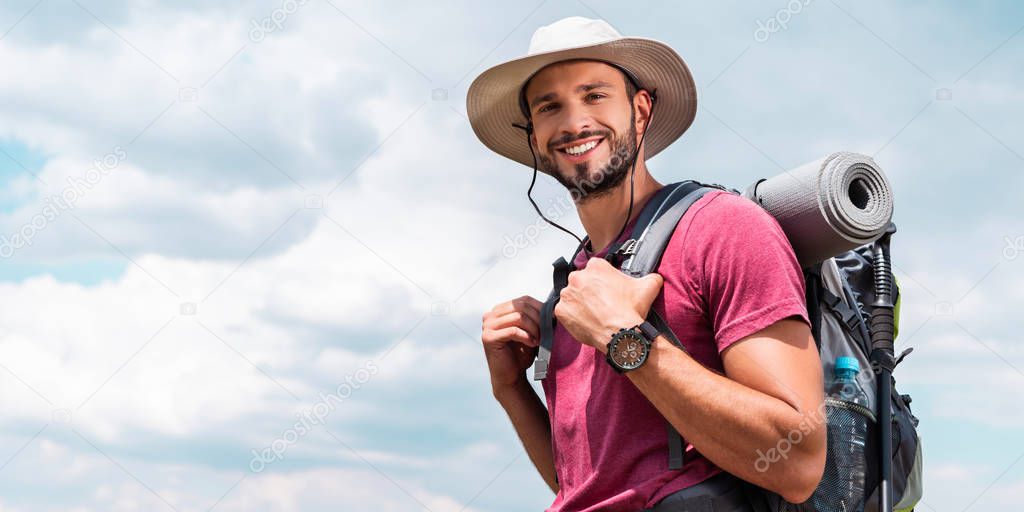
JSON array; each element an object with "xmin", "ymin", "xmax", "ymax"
[{"xmin": 523, "ymin": 60, "xmax": 643, "ymax": 201}]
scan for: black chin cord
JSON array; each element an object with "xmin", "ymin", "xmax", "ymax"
[
  {"xmin": 513, "ymin": 88, "xmax": 657, "ymax": 260},
  {"xmin": 517, "ymin": 131, "xmax": 587, "ymax": 248},
  {"xmin": 605, "ymin": 88, "xmax": 656, "ymax": 263}
]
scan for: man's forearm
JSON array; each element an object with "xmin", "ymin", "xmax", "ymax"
[
  {"xmin": 626, "ymin": 336, "xmax": 825, "ymax": 503},
  {"xmin": 494, "ymin": 377, "xmax": 559, "ymax": 493}
]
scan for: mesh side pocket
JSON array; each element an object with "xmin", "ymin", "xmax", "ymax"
[{"xmin": 810, "ymin": 398, "xmax": 875, "ymax": 512}]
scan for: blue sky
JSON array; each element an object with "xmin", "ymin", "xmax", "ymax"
[{"xmin": 0, "ymin": 0, "xmax": 1022, "ymax": 510}]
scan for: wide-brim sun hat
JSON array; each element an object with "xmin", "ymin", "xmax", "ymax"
[{"xmin": 466, "ymin": 16, "xmax": 698, "ymax": 169}]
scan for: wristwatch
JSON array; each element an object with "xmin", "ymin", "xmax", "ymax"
[{"xmin": 605, "ymin": 321, "xmax": 661, "ymax": 373}]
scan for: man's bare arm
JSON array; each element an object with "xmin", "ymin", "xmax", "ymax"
[
  {"xmin": 494, "ymin": 378, "xmax": 559, "ymax": 493},
  {"xmin": 482, "ymin": 296, "xmax": 559, "ymax": 494},
  {"xmin": 625, "ymin": 317, "xmax": 826, "ymax": 503}
]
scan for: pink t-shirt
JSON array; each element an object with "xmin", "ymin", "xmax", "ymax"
[{"xmin": 542, "ymin": 189, "xmax": 811, "ymax": 512}]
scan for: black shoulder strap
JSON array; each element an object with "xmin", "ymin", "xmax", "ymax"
[
  {"xmin": 532, "ymin": 255, "xmax": 574, "ymax": 380},
  {"xmin": 531, "ymin": 181, "xmax": 721, "ymax": 470},
  {"xmin": 617, "ymin": 181, "xmax": 715, "ymax": 277},
  {"xmin": 605, "ymin": 180, "xmax": 699, "ymax": 264},
  {"xmin": 613, "ymin": 182, "xmax": 717, "ymax": 470}
]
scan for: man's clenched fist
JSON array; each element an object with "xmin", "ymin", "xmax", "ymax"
[{"xmin": 554, "ymin": 257, "xmax": 663, "ymax": 353}]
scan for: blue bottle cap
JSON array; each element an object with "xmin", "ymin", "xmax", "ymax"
[{"xmin": 835, "ymin": 356, "xmax": 860, "ymax": 373}]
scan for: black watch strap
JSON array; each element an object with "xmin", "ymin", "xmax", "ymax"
[
  {"xmin": 637, "ymin": 320, "xmax": 660, "ymax": 343},
  {"xmin": 646, "ymin": 309, "xmax": 687, "ymax": 352}
]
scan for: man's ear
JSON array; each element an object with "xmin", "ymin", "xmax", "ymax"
[{"xmin": 634, "ymin": 90, "xmax": 654, "ymax": 135}]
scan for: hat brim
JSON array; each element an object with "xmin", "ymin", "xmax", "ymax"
[{"xmin": 466, "ymin": 37, "xmax": 697, "ymax": 169}]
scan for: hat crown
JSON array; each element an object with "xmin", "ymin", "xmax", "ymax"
[{"xmin": 527, "ymin": 16, "xmax": 623, "ymax": 56}]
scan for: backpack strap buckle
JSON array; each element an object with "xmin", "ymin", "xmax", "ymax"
[
  {"xmin": 533, "ymin": 256, "xmax": 574, "ymax": 381},
  {"xmin": 823, "ymin": 289, "xmax": 865, "ymax": 333},
  {"xmin": 618, "ymin": 238, "xmax": 640, "ymax": 256}
]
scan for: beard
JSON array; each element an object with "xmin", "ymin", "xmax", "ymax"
[{"xmin": 536, "ymin": 109, "xmax": 638, "ymax": 204}]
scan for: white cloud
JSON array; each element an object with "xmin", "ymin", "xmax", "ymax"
[
  {"xmin": 0, "ymin": 0, "xmax": 1022, "ymax": 509},
  {"xmin": 0, "ymin": 433, "xmax": 489, "ymax": 512}
]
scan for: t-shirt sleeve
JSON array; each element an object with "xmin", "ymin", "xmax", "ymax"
[{"xmin": 684, "ymin": 192, "xmax": 811, "ymax": 354}]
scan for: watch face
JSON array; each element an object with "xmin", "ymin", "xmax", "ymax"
[{"xmin": 610, "ymin": 331, "xmax": 649, "ymax": 370}]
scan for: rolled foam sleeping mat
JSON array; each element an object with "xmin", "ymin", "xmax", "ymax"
[{"xmin": 743, "ymin": 152, "xmax": 893, "ymax": 268}]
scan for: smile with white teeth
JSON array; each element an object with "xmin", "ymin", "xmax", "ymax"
[{"xmin": 560, "ymin": 139, "xmax": 601, "ymax": 156}]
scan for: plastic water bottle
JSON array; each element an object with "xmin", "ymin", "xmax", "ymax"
[{"xmin": 814, "ymin": 356, "xmax": 870, "ymax": 512}]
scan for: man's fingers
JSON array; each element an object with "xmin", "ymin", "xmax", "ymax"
[
  {"xmin": 492, "ymin": 310, "xmax": 540, "ymax": 341},
  {"xmin": 519, "ymin": 294, "xmax": 544, "ymax": 311},
  {"xmin": 491, "ymin": 326, "xmax": 537, "ymax": 347},
  {"xmin": 489, "ymin": 296, "xmax": 542, "ymax": 325},
  {"xmin": 641, "ymin": 271, "xmax": 664, "ymax": 288},
  {"xmin": 482, "ymin": 297, "xmax": 544, "ymax": 349},
  {"xmin": 512, "ymin": 342, "xmax": 540, "ymax": 358},
  {"xmin": 515, "ymin": 299, "xmax": 542, "ymax": 327},
  {"xmin": 515, "ymin": 295, "xmax": 544, "ymax": 319},
  {"xmin": 638, "ymin": 272, "xmax": 665, "ymax": 303},
  {"xmin": 583, "ymin": 256, "xmax": 612, "ymax": 270}
]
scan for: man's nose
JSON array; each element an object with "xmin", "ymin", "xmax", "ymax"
[{"xmin": 556, "ymin": 102, "xmax": 595, "ymax": 143}]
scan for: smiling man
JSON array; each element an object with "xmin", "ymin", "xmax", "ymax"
[
  {"xmin": 467, "ymin": 17, "xmax": 826, "ymax": 512},
  {"xmin": 527, "ymin": 66, "xmax": 639, "ymax": 197}
]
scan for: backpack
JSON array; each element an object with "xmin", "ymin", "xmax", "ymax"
[{"xmin": 534, "ymin": 180, "xmax": 924, "ymax": 511}]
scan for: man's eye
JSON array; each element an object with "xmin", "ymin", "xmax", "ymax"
[
  {"xmin": 587, "ymin": 93, "xmax": 605, "ymax": 101},
  {"xmin": 538, "ymin": 104, "xmax": 557, "ymax": 113}
]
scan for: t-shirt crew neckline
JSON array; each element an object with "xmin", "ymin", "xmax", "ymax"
[{"xmin": 576, "ymin": 207, "xmax": 645, "ymax": 265}]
